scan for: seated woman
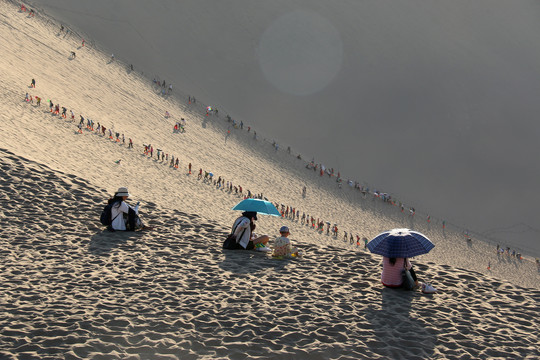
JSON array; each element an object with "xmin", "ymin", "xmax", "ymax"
[
  {"xmin": 109, "ymin": 187, "xmax": 145, "ymax": 231},
  {"xmin": 231, "ymin": 212, "xmax": 269, "ymax": 250},
  {"xmin": 381, "ymin": 257, "xmax": 419, "ymax": 288}
]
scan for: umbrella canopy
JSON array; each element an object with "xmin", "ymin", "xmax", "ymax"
[
  {"xmin": 367, "ymin": 228, "xmax": 434, "ymax": 258},
  {"xmin": 232, "ymin": 198, "xmax": 280, "ymax": 216}
]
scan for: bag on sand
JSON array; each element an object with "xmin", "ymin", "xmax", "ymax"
[
  {"xmin": 223, "ymin": 219, "xmax": 247, "ymax": 250},
  {"xmin": 125, "ymin": 207, "xmax": 139, "ymax": 231},
  {"xmin": 100, "ymin": 200, "xmax": 120, "ymax": 230},
  {"xmin": 402, "ymin": 268, "xmax": 415, "ymax": 290},
  {"xmin": 223, "ymin": 233, "xmax": 240, "ymax": 249},
  {"xmin": 100, "ymin": 203, "xmax": 114, "ymax": 227}
]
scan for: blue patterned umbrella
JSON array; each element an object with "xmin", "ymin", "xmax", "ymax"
[
  {"xmin": 232, "ymin": 198, "xmax": 281, "ymax": 216},
  {"xmin": 367, "ymin": 228, "xmax": 435, "ymax": 258}
]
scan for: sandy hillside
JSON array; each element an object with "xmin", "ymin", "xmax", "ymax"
[
  {"xmin": 0, "ymin": 148, "xmax": 538, "ymax": 359},
  {"xmin": 24, "ymin": 0, "xmax": 540, "ymax": 257},
  {"xmin": 1, "ymin": 1, "xmax": 537, "ymax": 288},
  {"xmin": 0, "ymin": 2, "xmax": 539, "ymax": 359}
]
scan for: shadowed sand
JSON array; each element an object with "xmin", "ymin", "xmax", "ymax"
[
  {"xmin": 0, "ymin": 149, "xmax": 539, "ymax": 359},
  {"xmin": 0, "ymin": 2, "xmax": 539, "ymax": 359}
]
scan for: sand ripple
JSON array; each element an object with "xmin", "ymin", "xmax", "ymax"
[{"xmin": 0, "ymin": 149, "xmax": 539, "ymax": 359}]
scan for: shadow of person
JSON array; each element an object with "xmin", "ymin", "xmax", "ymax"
[
  {"xmin": 219, "ymin": 249, "xmax": 288, "ymax": 274},
  {"xmin": 89, "ymin": 229, "xmax": 141, "ymax": 256},
  {"xmin": 380, "ymin": 286, "xmax": 414, "ymax": 316},
  {"xmin": 364, "ymin": 287, "xmax": 437, "ymax": 359}
]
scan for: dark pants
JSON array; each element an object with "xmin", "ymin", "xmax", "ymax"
[
  {"xmin": 230, "ymin": 240, "xmax": 255, "ymax": 250},
  {"xmin": 126, "ymin": 207, "xmax": 142, "ymax": 231}
]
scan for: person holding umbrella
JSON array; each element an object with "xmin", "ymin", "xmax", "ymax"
[
  {"xmin": 367, "ymin": 229, "xmax": 437, "ymax": 293},
  {"xmin": 381, "ymin": 256, "xmax": 418, "ymax": 288},
  {"xmin": 230, "ymin": 211, "xmax": 269, "ymax": 250},
  {"xmin": 227, "ymin": 198, "xmax": 281, "ymax": 250}
]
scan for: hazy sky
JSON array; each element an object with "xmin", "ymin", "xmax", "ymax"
[{"xmin": 28, "ymin": 0, "xmax": 540, "ymax": 255}]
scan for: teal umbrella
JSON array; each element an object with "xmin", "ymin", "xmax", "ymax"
[{"xmin": 232, "ymin": 198, "xmax": 281, "ymax": 216}]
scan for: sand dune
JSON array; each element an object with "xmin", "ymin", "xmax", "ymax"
[
  {"xmin": 0, "ymin": 148, "xmax": 538, "ymax": 359},
  {"xmin": 25, "ymin": 0, "xmax": 540, "ymax": 256},
  {"xmin": 1, "ymin": 0, "xmax": 538, "ymax": 287},
  {"xmin": 1, "ymin": 2, "xmax": 539, "ymax": 358}
]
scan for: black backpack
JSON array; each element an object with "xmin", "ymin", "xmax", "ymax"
[
  {"xmin": 100, "ymin": 200, "xmax": 120, "ymax": 229},
  {"xmin": 223, "ymin": 217, "xmax": 247, "ymax": 249}
]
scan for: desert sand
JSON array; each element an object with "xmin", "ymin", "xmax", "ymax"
[
  {"xmin": 25, "ymin": 0, "xmax": 540, "ymax": 256},
  {"xmin": 0, "ymin": 2, "xmax": 539, "ymax": 359}
]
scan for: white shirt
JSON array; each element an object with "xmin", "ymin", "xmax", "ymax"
[
  {"xmin": 232, "ymin": 217, "xmax": 251, "ymax": 249},
  {"xmin": 111, "ymin": 201, "xmax": 139, "ymax": 231}
]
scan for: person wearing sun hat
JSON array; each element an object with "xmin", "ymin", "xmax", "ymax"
[
  {"xmin": 109, "ymin": 187, "xmax": 144, "ymax": 231},
  {"xmin": 273, "ymin": 226, "xmax": 298, "ymax": 257}
]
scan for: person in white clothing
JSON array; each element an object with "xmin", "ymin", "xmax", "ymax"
[
  {"xmin": 231, "ymin": 211, "xmax": 269, "ymax": 250},
  {"xmin": 109, "ymin": 187, "xmax": 144, "ymax": 231}
]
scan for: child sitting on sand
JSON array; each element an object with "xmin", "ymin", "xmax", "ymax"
[{"xmin": 273, "ymin": 226, "xmax": 298, "ymax": 257}]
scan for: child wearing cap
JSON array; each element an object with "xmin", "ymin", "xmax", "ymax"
[{"xmin": 273, "ymin": 226, "xmax": 298, "ymax": 257}]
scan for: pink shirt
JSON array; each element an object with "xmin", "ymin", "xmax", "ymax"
[{"xmin": 381, "ymin": 257, "xmax": 411, "ymax": 287}]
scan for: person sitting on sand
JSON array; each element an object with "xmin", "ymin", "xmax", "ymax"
[
  {"xmin": 230, "ymin": 211, "xmax": 269, "ymax": 250},
  {"xmin": 109, "ymin": 187, "xmax": 146, "ymax": 231},
  {"xmin": 273, "ymin": 226, "xmax": 298, "ymax": 257},
  {"xmin": 381, "ymin": 257, "xmax": 419, "ymax": 288}
]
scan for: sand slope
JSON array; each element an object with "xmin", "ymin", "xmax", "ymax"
[
  {"xmin": 0, "ymin": 148, "xmax": 539, "ymax": 359},
  {"xmin": 1, "ymin": 0, "xmax": 538, "ymax": 288},
  {"xmin": 24, "ymin": 0, "xmax": 540, "ymax": 256},
  {"xmin": 0, "ymin": 2, "xmax": 539, "ymax": 358}
]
